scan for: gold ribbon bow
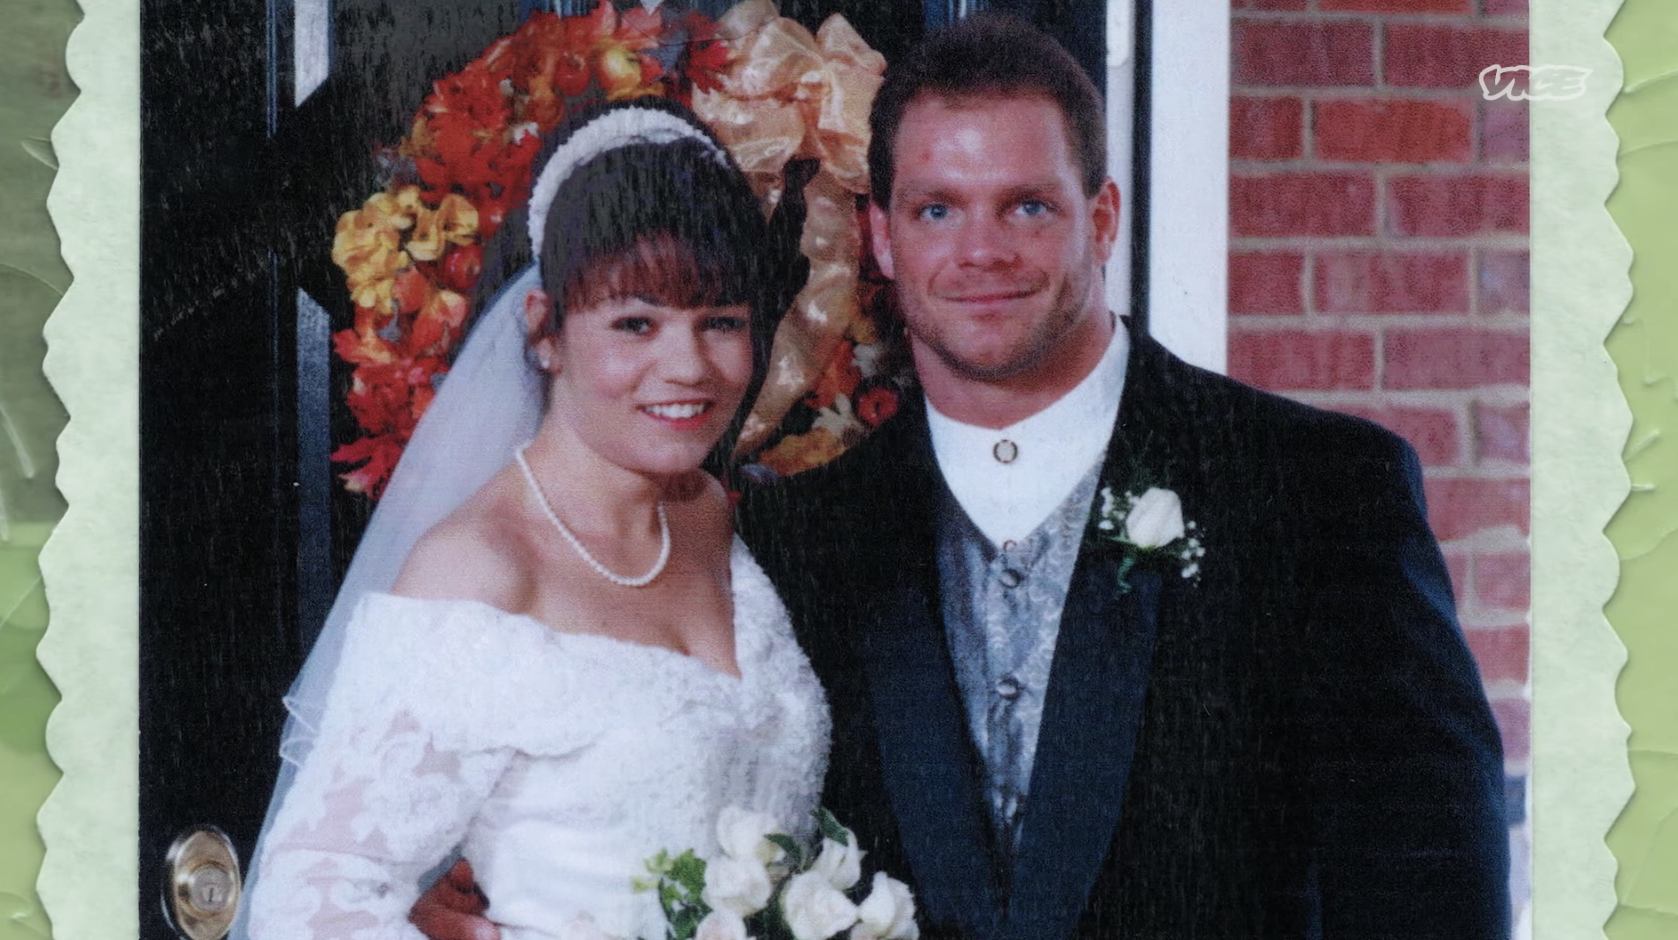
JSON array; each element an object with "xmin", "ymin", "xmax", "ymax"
[{"xmin": 692, "ymin": 0, "xmax": 886, "ymax": 457}]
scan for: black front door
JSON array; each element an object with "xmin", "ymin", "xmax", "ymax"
[{"xmin": 138, "ymin": 1, "xmax": 1108, "ymax": 936}]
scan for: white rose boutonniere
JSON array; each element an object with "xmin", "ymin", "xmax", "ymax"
[{"xmin": 1090, "ymin": 484, "xmax": 1205, "ymax": 592}]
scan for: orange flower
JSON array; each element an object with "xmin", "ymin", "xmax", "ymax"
[
  {"xmin": 333, "ymin": 325, "xmax": 397, "ymax": 368},
  {"xmin": 597, "ymin": 42, "xmax": 647, "ymax": 100},
  {"xmin": 804, "ymin": 339, "xmax": 861, "ymax": 411},
  {"xmin": 407, "ymin": 289, "xmax": 470, "ymax": 355},
  {"xmin": 757, "ymin": 427, "xmax": 846, "ymax": 478}
]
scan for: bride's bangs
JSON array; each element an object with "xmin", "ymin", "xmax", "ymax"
[
  {"xmin": 563, "ymin": 233, "xmax": 741, "ymax": 313},
  {"xmin": 540, "ymin": 138, "xmax": 768, "ymax": 322}
]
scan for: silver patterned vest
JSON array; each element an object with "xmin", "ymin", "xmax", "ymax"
[{"xmin": 936, "ymin": 457, "xmax": 1105, "ymax": 863}]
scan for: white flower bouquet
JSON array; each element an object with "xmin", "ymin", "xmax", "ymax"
[{"xmin": 635, "ymin": 807, "xmax": 919, "ymax": 940}]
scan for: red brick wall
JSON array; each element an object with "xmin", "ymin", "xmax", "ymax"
[{"xmin": 1226, "ymin": 0, "xmax": 1530, "ymax": 778}]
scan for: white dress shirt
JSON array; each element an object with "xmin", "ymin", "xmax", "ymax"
[{"xmin": 926, "ymin": 319, "xmax": 1130, "ymax": 547}]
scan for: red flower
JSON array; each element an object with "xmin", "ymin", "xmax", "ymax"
[
  {"xmin": 680, "ymin": 12, "xmax": 731, "ymax": 93},
  {"xmin": 437, "ymin": 244, "xmax": 484, "ymax": 293},
  {"xmin": 618, "ymin": 5, "xmax": 664, "ymax": 44},
  {"xmin": 856, "ymin": 386, "xmax": 900, "ymax": 428},
  {"xmin": 333, "ymin": 434, "xmax": 405, "ymax": 498},
  {"xmin": 390, "ymin": 266, "xmax": 433, "ymax": 315}
]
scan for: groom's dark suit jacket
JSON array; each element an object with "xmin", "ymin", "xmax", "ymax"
[{"xmin": 737, "ymin": 317, "xmax": 1509, "ymax": 940}]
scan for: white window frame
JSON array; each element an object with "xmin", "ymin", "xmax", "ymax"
[{"xmin": 1106, "ymin": 0, "xmax": 1229, "ymax": 374}]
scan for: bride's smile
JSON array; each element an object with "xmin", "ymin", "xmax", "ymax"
[{"xmin": 538, "ymin": 289, "xmax": 755, "ymax": 479}]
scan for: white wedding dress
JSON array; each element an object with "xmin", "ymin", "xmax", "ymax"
[{"xmin": 246, "ymin": 537, "xmax": 830, "ymax": 940}]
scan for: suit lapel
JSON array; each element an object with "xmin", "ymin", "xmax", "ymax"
[
  {"xmin": 1002, "ymin": 319, "xmax": 1185, "ymax": 936},
  {"xmin": 1003, "ymin": 560, "xmax": 1162, "ymax": 938},
  {"xmin": 851, "ymin": 405, "xmax": 1004, "ymax": 937}
]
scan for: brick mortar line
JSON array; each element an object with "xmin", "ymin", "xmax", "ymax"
[
  {"xmin": 1228, "ymin": 236, "xmax": 1531, "ymax": 250},
  {"xmin": 1481, "ymin": 681, "xmax": 1533, "ymax": 701},
  {"xmin": 1231, "ymin": 11, "xmax": 1529, "ymax": 26},
  {"xmin": 1434, "ymin": 523, "xmax": 1529, "ymax": 542},
  {"xmin": 1460, "ymin": 614, "xmax": 1533, "ymax": 633},
  {"xmin": 1372, "ymin": 9, "xmax": 1386, "ymax": 87},
  {"xmin": 1303, "ymin": 82, "xmax": 1319, "ymax": 161},
  {"xmin": 1257, "ymin": 392, "xmax": 1533, "ymax": 418},
  {"xmin": 1231, "ymin": 88, "xmax": 1517, "ymax": 101},
  {"xmin": 1283, "ymin": 388, "xmax": 1529, "ymax": 406},
  {"xmin": 1469, "ymin": 243, "xmax": 1482, "ymax": 315},
  {"xmin": 1231, "ymin": 162, "xmax": 1530, "ymax": 176},
  {"xmin": 1228, "ymin": 314, "xmax": 1531, "ymax": 328},
  {"xmin": 1464, "ymin": 614, "xmax": 1533, "ymax": 632},
  {"xmin": 1230, "ymin": 159, "xmax": 1530, "ymax": 171},
  {"xmin": 1303, "ymin": 313, "xmax": 1530, "ymax": 325},
  {"xmin": 1232, "ymin": 83, "xmax": 1522, "ymax": 93},
  {"xmin": 1303, "ymin": 250, "xmax": 1318, "ymax": 315},
  {"xmin": 1398, "ymin": 465, "xmax": 1531, "ymax": 481},
  {"xmin": 1373, "ymin": 321, "xmax": 1386, "ymax": 389}
]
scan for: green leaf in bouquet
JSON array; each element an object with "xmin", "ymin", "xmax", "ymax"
[
  {"xmin": 748, "ymin": 882, "xmax": 796, "ymax": 940},
  {"xmin": 644, "ymin": 848, "xmax": 675, "ymax": 877},
  {"xmin": 814, "ymin": 807, "xmax": 850, "ymax": 847},
  {"xmin": 668, "ymin": 850, "xmax": 707, "ymax": 896},
  {"xmin": 766, "ymin": 833, "xmax": 806, "ymax": 870},
  {"xmin": 668, "ymin": 903, "xmax": 707, "ymax": 940}
]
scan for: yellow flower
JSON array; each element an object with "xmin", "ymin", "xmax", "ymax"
[
  {"xmin": 407, "ymin": 194, "xmax": 480, "ymax": 262},
  {"xmin": 334, "ymin": 189, "xmax": 421, "ymax": 307}
]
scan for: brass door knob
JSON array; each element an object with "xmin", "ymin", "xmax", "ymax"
[{"xmin": 163, "ymin": 826, "xmax": 242, "ymax": 940}]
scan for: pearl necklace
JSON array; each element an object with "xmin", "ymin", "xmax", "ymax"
[{"xmin": 515, "ymin": 444, "xmax": 670, "ymax": 588}]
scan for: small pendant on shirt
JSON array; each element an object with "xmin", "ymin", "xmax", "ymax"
[{"xmin": 993, "ymin": 439, "xmax": 1019, "ymax": 464}]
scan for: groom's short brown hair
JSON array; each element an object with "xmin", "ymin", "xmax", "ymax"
[{"xmin": 867, "ymin": 13, "xmax": 1107, "ymax": 207}]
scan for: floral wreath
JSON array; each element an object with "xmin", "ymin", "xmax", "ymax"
[{"xmin": 329, "ymin": 0, "xmax": 908, "ymax": 498}]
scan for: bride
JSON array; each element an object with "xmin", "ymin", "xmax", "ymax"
[{"xmin": 243, "ymin": 98, "xmax": 830, "ymax": 940}]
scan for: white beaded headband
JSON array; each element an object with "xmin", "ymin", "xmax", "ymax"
[{"xmin": 526, "ymin": 106, "xmax": 730, "ymax": 258}]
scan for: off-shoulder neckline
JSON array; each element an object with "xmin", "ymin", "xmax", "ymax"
[{"xmin": 362, "ymin": 537, "xmax": 763, "ymax": 684}]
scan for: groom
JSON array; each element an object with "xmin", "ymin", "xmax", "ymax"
[{"xmin": 416, "ymin": 14, "xmax": 1509, "ymax": 940}]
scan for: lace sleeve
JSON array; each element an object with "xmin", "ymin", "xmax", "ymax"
[
  {"xmin": 247, "ymin": 714, "xmax": 513, "ymax": 940},
  {"xmin": 246, "ymin": 598, "xmax": 524, "ymax": 940}
]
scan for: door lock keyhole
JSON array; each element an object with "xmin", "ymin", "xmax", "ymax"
[{"xmin": 163, "ymin": 826, "xmax": 242, "ymax": 940}]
